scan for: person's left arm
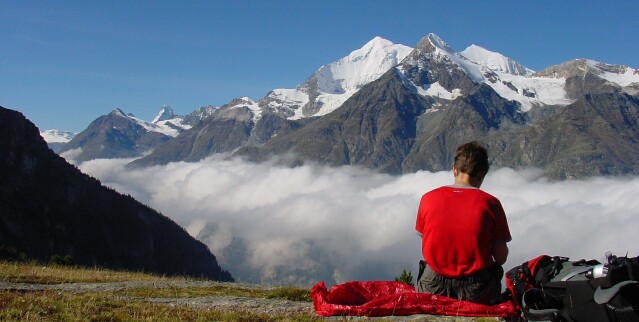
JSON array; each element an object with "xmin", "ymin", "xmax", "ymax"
[
  {"xmin": 490, "ymin": 198, "xmax": 512, "ymax": 265},
  {"xmin": 492, "ymin": 242, "xmax": 509, "ymax": 265}
]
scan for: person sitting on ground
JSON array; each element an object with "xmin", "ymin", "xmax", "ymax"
[{"xmin": 414, "ymin": 141, "xmax": 511, "ymax": 305}]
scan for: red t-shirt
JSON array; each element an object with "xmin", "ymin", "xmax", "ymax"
[{"xmin": 415, "ymin": 186, "xmax": 511, "ymax": 278}]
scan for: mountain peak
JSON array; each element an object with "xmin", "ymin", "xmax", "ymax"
[
  {"xmin": 227, "ymin": 97, "xmax": 256, "ymax": 106},
  {"xmin": 152, "ymin": 105, "xmax": 176, "ymax": 123},
  {"xmin": 262, "ymin": 35, "xmax": 411, "ymax": 120},
  {"xmin": 347, "ymin": 36, "xmax": 409, "ymax": 62},
  {"xmin": 535, "ymin": 59, "xmax": 600, "ymax": 79},
  {"xmin": 360, "ymin": 36, "xmax": 395, "ymax": 52},
  {"xmin": 110, "ymin": 108, "xmax": 127, "ymax": 117},
  {"xmin": 460, "ymin": 44, "xmax": 533, "ymax": 76},
  {"xmin": 404, "ymin": 33, "xmax": 465, "ymax": 72},
  {"xmin": 426, "ymin": 33, "xmax": 452, "ymax": 49},
  {"xmin": 313, "ymin": 37, "xmax": 411, "ymax": 94},
  {"xmin": 415, "ymin": 33, "xmax": 456, "ymax": 55},
  {"xmin": 535, "ymin": 59, "xmax": 639, "ymax": 88}
]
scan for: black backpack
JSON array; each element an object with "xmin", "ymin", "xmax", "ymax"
[{"xmin": 505, "ymin": 253, "xmax": 639, "ymax": 321}]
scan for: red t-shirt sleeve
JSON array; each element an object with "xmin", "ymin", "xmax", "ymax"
[
  {"xmin": 488, "ymin": 197, "xmax": 512, "ymax": 243},
  {"xmin": 415, "ymin": 195, "xmax": 426, "ymax": 235}
]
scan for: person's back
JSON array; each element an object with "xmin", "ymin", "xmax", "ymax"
[{"xmin": 414, "ymin": 141, "xmax": 511, "ymax": 305}]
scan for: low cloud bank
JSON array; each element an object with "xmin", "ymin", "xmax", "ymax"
[{"xmin": 78, "ymin": 157, "xmax": 639, "ymax": 285}]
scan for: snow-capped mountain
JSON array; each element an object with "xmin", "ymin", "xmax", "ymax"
[
  {"xmin": 226, "ymin": 97, "xmax": 261, "ymax": 122},
  {"xmin": 261, "ymin": 32, "xmax": 636, "ymax": 120},
  {"xmin": 535, "ymin": 59, "xmax": 639, "ymax": 96},
  {"xmin": 40, "ymin": 129, "xmax": 76, "ymax": 143},
  {"xmin": 110, "ymin": 107, "xmax": 190, "ymax": 138},
  {"xmin": 128, "ymin": 97, "xmax": 268, "ymax": 167},
  {"xmin": 460, "ymin": 44, "xmax": 533, "ymax": 76},
  {"xmin": 57, "ymin": 106, "xmax": 206, "ymax": 162},
  {"xmin": 395, "ymin": 33, "xmax": 639, "ymax": 112},
  {"xmin": 128, "ymin": 37, "xmax": 413, "ymax": 167},
  {"xmin": 260, "ymin": 36, "xmax": 413, "ymax": 119},
  {"xmin": 152, "ymin": 105, "xmax": 177, "ymax": 123},
  {"xmin": 150, "ymin": 105, "xmax": 196, "ymax": 132},
  {"xmin": 47, "ymin": 105, "xmax": 193, "ymax": 149},
  {"xmin": 234, "ymin": 32, "xmax": 639, "ymax": 179},
  {"xmin": 73, "ymin": 32, "xmax": 639, "ymax": 180},
  {"xmin": 40, "ymin": 129, "xmax": 77, "ymax": 153},
  {"xmin": 395, "ymin": 33, "xmax": 574, "ymax": 111},
  {"xmin": 57, "ymin": 108, "xmax": 174, "ymax": 162},
  {"xmin": 583, "ymin": 60, "xmax": 639, "ymax": 89},
  {"xmin": 182, "ymin": 105, "xmax": 217, "ymax": 124}
]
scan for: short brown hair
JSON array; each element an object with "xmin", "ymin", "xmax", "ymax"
[{"xmin": 454, "ymin": 141, "xmax": 489, "ymax": 177}]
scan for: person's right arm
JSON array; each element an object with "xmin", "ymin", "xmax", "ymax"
[{"xmin": 492, "ymin": 242, "xmax": 509, "ymax": 265}]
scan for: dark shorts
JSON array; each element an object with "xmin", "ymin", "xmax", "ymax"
[{"xmin": 415, "ymin": 260, "xmax": 505, "ymax": 305}]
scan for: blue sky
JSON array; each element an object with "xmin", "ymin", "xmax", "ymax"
[{"xmin": 2, "ymin": 0, "xmax": 638, "ymax": 132}]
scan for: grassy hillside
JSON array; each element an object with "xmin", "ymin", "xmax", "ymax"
[{"xmin": 0, "ymin": 261, "xmax": 315, "ymax": 321}]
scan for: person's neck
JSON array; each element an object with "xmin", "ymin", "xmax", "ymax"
[{"xmin": 454, "ymin": 172, "xmax": 483, "ymax": 188}]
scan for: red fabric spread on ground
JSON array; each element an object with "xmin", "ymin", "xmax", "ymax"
[{"xmin": 311, "ymin": 281, "xmax": 518, "ymax": 318}]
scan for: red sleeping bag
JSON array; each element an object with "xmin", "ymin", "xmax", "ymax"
[{"xmin": 311, "ymin": 280, "xmax": 518, "ymax": 318}]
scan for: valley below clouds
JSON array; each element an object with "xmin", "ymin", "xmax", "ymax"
[{"xmin": 76, "ymin": 156, "xmax": 639, "ymax": 286}]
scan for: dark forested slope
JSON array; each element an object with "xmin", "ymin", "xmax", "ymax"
[{"xmin": 0, "ymin": 106, "xmax": 233, "ymax": 281}]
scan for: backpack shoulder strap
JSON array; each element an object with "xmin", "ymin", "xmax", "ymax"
[{"xmin": 594, "ymin": 280, "xmax": 639, "ymax": 304}]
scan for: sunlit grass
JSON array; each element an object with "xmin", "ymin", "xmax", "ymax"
[
  {"xmin": 0, "ymin": 262, "xmax": 321, "ymax": 321},
  {"xmin": 0, "ymin": 291, "xmax": 320, "ymax": 322},
  {"xmin": 0, "ymin": 260, "xmax": 316, "ymax": 321},
  {"xmin": 0, "ymin": 260, "xmax": 189, "ymax": 284},
  {"xmin": 116, "ymin": 284, "xmax": 311, "ymax": 302}
]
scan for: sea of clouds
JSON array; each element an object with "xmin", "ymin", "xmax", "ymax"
[{"xmin": 73, "ymin": 155, "xmax": 639, "ymax": 286}]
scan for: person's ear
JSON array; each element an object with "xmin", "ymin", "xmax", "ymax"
[{"xmin": 453, "ymin": 167, "xmax": 458, "ymax": 177}]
